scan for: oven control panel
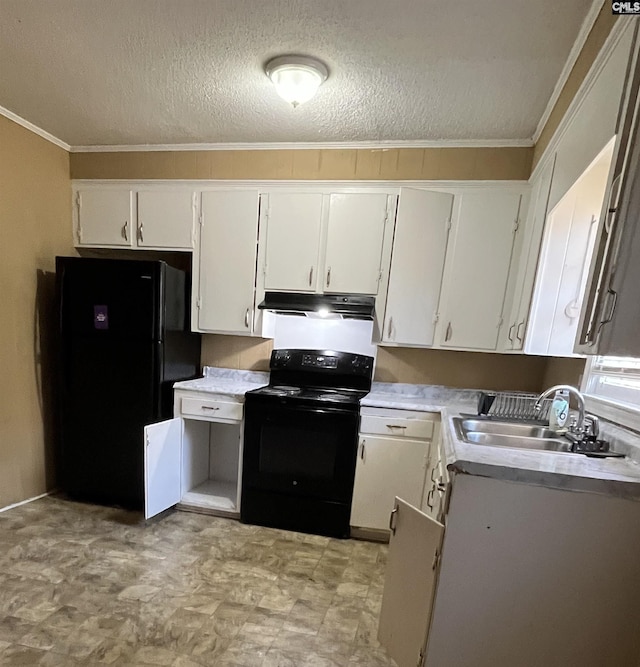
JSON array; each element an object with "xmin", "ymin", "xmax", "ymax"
[{"xmin": 302, "ymin": 354, "xmax": 338, "ymax": 369}]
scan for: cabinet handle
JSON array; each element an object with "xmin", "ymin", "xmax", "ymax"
[
  {"xmin": 437, "ymin": 482, "xmax": 447, "ymax": 492},
  {"xmin": 308, "ymin": 266, "xmax": 314, "ymax": 287},
  {"xmin": 508, "ymin": 324, "xmax": 515, "ymax": 343},
  {"xmin": 389, "ymin": 506, "xmax": 398, "ymax": 535},
  {"xmin": 121, "ymin": 222, "xmax": 128, "ymax": 241},
  {"xmin": 137, "ymin": 221, "xmax": 144, "ymax": 244},
  {"xmin": 597, "ymin": 288, "xmax": 618, "ymax": 334},
  {"xmin": 445, "ymin": 321, "xmax": 452, "ymax": 342},
  {"xmin": 326, "ymin": 267, "xmax": 331, "ymax": 287},
  {"xmin": 386, "ymin": 424, "xmax": 407, "ymax": 430},
  {"xmin": 202, "ymin": 405, "xmax": 219, "ymax": 411},
  {"xmin": 244, "ymin": 308, "xmax": 250, "ymax": 329},
  {"xmin": 360, "ymin": 440, "xmax": 366, "ymax": 460},
  {"xmin": 387, "ymin": 316, "xmax": 394, "ymax": 340},
  {"xmin": 426, "ymin": 488, "xmax": 435, "ymax": 510},
  {"xmin": 430, "ymin": 461, "xmax": 441, "ymax": 483},
  {"xmin": 516, "ymin": 321, "xmax": 525, "ymax": 343}
]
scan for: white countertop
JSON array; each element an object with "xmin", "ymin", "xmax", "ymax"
[
  {"xmin": 173, "ymin": 367, "xmax": 268, "ymax": 399},
  {"xmin": 365, "ymin": 381, "xmax": 640, "ymax": 501},
  {"xmin": 175, "ymin": 372, "xmax": 640, "ymax": 500}
]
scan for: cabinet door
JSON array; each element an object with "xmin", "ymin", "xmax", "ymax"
[
  {"xmin": 76, "ymin": 189, "xmax": 133, "ymax": 247},
  {"xmin": 324, "ymin": 193, "xmax": 390, "ymax": 294},
  {"xmin": 438, "ymin": 192, "xmax": 521, "ymax": 350},
  {"xmin": 384, "ymin": 189, "xmax": 454, "ymax": 346},
  {"xmin": 378, "ymin": 497, "xmax": 444, "ymax": 667},
  {"xmin": 144, "ymin": 418, "xmax": 182, "ymax": 520},
  {"xmin": 137, "ymin": 190, "xmax": 194, "ymax": 249},
  {"xmin": 350, "ymin": 435, "xmax": 428, "ymax": 531},
  {"xmin": 263, "ymin": 193, "xmax": 323, "ymax": 292},
  {"xmin": 197, "ymin": 190, "xmax": 259, "ymax": 334}
]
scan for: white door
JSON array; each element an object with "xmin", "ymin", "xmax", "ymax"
[
  {"xmin": 384, "ymin": 189, "xmax": 454, "ymax": 346},
  {"xmin": 438, "ymin": 192, "xmax": 521, "ymax": 350},
  {"xmin": 324, "ymin": 193, "xmax": 390, "ymax": 294},
  {"xmin": 144, "ymin": 418, "xmax": 183, "ymax": 520},
  {"xmin": 263, "ymin": 193, "xmax": 323, "ymax": 292},
  {"xmin": 136, "ymin": 190, "xmax": 194, "ymax": 249},
  {"xmin": 76, "ymin": 189, "xmax": 133, "ymax": 247},
  {"xmin": 350, "ymin": 436, "xmax": 429, "ymax": 531},
  {"xmin": 379, "ymin": 498, "xmax": 444, "ymax": 667},
  {"xmin": 197, "ymin": 190, "xmax": 260, "ymax": 334}
]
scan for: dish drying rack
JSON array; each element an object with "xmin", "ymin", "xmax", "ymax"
[{"xmin": 477, "ymin": 391, "xmax": 552, "ymax": 422}]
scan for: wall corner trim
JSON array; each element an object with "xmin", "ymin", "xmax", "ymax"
[
  {"xmin": 532, "ymin": 0, "xmax": 606, "ymax": 144},
  {"xmin": 0, "ymin": 105, "xmax": 70, "ymax": 151},
  {"xmin": 530, "ymin": 18, "xmax": 631, "ymax": 182}
]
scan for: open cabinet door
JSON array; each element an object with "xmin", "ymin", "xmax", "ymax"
[
  {"xmin": 144, "ymin": 418, "xmax": 182, "ymax": 520},
  {"xmin": 378, "ymin": 497, "xmax": 444, "ymax": 667}
]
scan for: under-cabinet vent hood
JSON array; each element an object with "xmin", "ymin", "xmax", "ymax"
[{"xmin": 258, "ymin": 292, "xmax": 376, "ymax": 320}]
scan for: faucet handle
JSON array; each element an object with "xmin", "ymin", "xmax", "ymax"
[{"xmin": 584, "ymin": 414, "xmax": 600, "ymax": 439}]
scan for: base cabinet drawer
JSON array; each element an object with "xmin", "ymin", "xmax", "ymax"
[
  {"xmin": 360, "ymin": 414, "xmax": 434, "ymax": 440},
  {"xmin": 179, "ymin": 397, "xmax": 243, "ymax": 421}
]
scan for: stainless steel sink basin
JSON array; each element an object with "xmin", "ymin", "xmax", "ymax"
[{"xmin": 453, "ymin": 416, "xmax": 572, "ymax": 453}]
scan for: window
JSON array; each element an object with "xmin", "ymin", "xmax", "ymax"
[{"xmin": 583, "ymin": 356, "xmax": 640, "ymax": 430}]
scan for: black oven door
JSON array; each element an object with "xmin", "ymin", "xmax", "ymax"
[{"xmin": 242, "ymin": 397, "xmax": 359, "ymax": 503}]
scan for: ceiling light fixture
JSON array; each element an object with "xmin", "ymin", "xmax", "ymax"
[{"xmin": 265, "ymin": 55, "xmax": 329, "ymax": 108}]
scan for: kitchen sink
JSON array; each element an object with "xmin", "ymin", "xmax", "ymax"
[{"xmin": 453, "ymin": 416, "xmax": 572, "ymax": 453}]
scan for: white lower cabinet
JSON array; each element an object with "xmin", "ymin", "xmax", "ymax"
[
  {"xmin": 379, "ymin": 474, "xmax": 640, "ymax": 667},
  {"xmin": 350, "ymin": 407, "xmax": 436, "ymax": 537},
  {"xmin": 143, "ymin": 391, "xmax": 245, "ymax": 520}
]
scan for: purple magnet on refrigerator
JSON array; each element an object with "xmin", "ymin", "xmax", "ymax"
[{"xmin": 94, "ymin": 305, "xmax": 109, "ymax": 330}]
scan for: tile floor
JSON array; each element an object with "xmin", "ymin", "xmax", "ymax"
[{"xmin": 0, "ymin": 496, "xmax": 397, "ymax": 666}]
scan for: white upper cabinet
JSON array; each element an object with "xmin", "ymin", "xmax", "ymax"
[
  {"xmin": 136, "ymin": 190, "xmax": 195, "ymax": 249},
  {"xmin": 383, "ymin": 188, "xmax": 454, "ymax": 346},
  {"xmin": 499, "ymin": 158, "xmax": 555, "ymax": 352},
  {"xmin": 437, "ymin": 191, "xmax": 522, "ymax": 351},
  {"xmin": 324, "ymin": 193, "xmax": 389, "ymax": 294},
  {"xmin": 195, "ymin": 190, "xmax": 260, "ymax": 334},
  {"xmin": 74, "ymin": 185, "xmax": 195, "ymax": 250},
  {"xmin": 259, "ymin": 190, "xmax": 393, "ymax": 296},
  {"xmin": 262, "ymin": 193, "xmax": 323, "ymax": 292},
  {"xmin": 527, "ymin": 142, "xmax": 614, "ymax": 356},
  {"xmin": 75, "ymin": 188, "xmax": 134, "ymax": 247}
]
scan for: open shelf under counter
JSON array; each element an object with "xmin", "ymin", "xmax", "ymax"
[{"xmin": 178, "ymin": 479, "xmax": 238, "ymax": 516}]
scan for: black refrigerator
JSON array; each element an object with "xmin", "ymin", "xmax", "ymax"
[{"xmin": 56, "ymin": 257, "xmax": 201, "ymax": 509}]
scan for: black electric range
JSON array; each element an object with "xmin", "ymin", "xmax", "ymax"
[{"xmin": 241, "ymin": 348, "xmax": 374, "ymax": 538}]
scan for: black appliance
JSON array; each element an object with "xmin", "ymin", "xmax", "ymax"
[
  {"xmin": 258, "ymin": 292, "xmax": 376, "ymax": 320},
  {"xmin": 241, "ymin": 348, "xmax": 374, "ymax": 538},
  {"xmin": 56, "ymin": 256, "xmax": 200, "ymax": 509}
]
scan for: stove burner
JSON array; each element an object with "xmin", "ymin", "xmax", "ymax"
[{"xmin": 262, "ymin": 385, "xmax": 302, "ymax": 397}]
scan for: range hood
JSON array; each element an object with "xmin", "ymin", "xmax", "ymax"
[{"xmin": 258, "ymin": 292, "xmax": 376, "ymax": 320}]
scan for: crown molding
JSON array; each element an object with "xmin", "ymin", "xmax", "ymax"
[
  {"xmin": 0, "ymin": 104, "xmax": 70, "ymax": 151},
  {"xmin": 530, "ymin": 17, "xmax": 632, "ymax": 182},
  {"xmin": 69, "ymin": 138, "xmax": 534, "ymax": 153},
  {"xmin": 532, "ymin": 0, "xmax": 606, "ymax": 143}
]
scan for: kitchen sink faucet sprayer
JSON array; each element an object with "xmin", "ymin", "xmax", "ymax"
[{"xmin": 534, "ymin": 385, "xmax": 587, "ymax": 437}]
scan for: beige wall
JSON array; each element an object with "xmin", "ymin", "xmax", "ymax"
[
  {"xmin": 201, "ymin": 334, "xmax": 583, "ymax": 393},
  {"xmin": 0, "ymin": 116, "xmax": 73, "ymax": 508},
  {"xmin": 533, "ymin": 5, "xmax": 619, "ymax": 169},
  {"xmin": 70, "ymin": 146, "xmax": 533, "ymax": 181}
]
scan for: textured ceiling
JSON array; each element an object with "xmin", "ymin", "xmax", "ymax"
[{"xmin": 0, "ymin": 0, "xmax": 593, "ymax": 146}]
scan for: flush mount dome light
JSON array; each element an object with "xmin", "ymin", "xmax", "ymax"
[{"xmin": 265, "ymin": 55, "xmax": 329, "ymax": 108}]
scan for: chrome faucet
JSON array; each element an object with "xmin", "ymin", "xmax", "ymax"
[{"xmin": 534, "ymin": 384, "xmax": 586, "ymax": 436}]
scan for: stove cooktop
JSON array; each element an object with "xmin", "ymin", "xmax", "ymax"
[{"xmin": 247, "ymin": 385, "xmax": 368, "ymax": 406}]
